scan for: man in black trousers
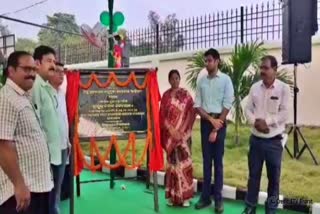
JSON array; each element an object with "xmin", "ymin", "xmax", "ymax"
[
  {"xmin": 194, "ymin": 48, "xmax": 234, "ymax": 213},
  {"xmin": 242, "ymin": 55, "xmax": 290, "ymax": 214}
]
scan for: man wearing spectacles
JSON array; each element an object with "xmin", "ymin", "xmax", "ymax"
[
  {"xmin": 48, "ymin": 62, "xmax": 71, "ymax": 212},
  {"xmin": 242, "ymin": 55, "xmax": 290, "ymax": 214},
  {"xmin": 0, "ymin": 51, "xmax": 53, "ymax": 214}
]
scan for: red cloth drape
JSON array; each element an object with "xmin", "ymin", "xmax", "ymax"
[
  {"xmin": 66, "ymin": 71, "xmax": 80, "ymax": 126},
  {"xmin": 148, "ymin": 71, "xmax": 164, "ymax": 172},
  {"xmin": 65, "ymin": 71, "xmax": 83, "ymax": 175}
]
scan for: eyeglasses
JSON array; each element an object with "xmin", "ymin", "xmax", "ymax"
[
  {"xmin": 17, "ymin": 66, "xmax": 36, "ymax": 73},
  {"xmin": 259, "ymin": 65, "xmax": 272, "ymax": 70},
  {"xmin": 53, "ymin": 69, "xmax": 65, "ymax": 75}
]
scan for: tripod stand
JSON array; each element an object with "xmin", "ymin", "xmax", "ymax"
[{"xmin": 285, "ymin": 63, "xmax": 318, "ymax": 165}]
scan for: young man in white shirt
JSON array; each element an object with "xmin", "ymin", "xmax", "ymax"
[
  {"xmin": 242, "ymin": 55, "xmax": 290, "ymax": 214},
  {"xmin": 194, "ymin": 48, "xmax": 234, "ymax": 213}
]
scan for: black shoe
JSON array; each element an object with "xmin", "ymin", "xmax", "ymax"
[
  {"xmin": 194, "ymin": 199, "xmax": 211, "ymax": 210},
  {"xmin": 265, "ymin": 201, "xmax": 277, "ymax": 214},
  {"xmin": 214, "ymin": 201, "xmax": 224, "ymax": 213},
  {"xmin": 241, "ymin": 206, "xmax": 256, "ymax": 214},
  {"xmin": 265, "ymin": 208, "xmax": 277, "ymax": 214}
]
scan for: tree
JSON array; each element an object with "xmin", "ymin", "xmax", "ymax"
[
  {"xmin": 131, "ymin": 11, "xmax": 184, "ymax": 56},
  {"xmin": 0, "ymin": 19, "xmax": 10, "ymax": 36},
  {"xmin": 186, "ymin": 41, "xmax": 293, "ymax": 144},
  {"xmin": 15, "ymin": 38, "xmax": 38, "ymax": 53},
  {"xmin": 62, "ymin": 35, "xmax": 83, "ymax": 46},
  {"xmin": 38, "ymin": 13, "xmax": 82, "ymax": 48},
  {"xmin": 148, "ymin": 11, "xmax": 184, "ymax": 53}
]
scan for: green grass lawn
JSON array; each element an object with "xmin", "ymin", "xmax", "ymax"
[{"xmin": 81, "ymin": 120, "xmax": 320, "ymax": 203}]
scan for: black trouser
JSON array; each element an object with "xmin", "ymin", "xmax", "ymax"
[
  {"xmin": 200, "ymin": 118, "xmax": 226, "ymax": 203},
  {"xmin": 245, "ymin": 134, "xmax": 283, "ymax": 212},
  {"xmin": 60, "ymin": 164, "xmax": 71, "ymax": 201},
  {"xmin": 0, "ymin": 192, "xmax": 49, "ymax": 214}
]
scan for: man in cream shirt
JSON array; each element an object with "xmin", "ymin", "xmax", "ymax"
[
  {"xmin": 0, "ymin": 51, "xmax": 53, "ymax": 214},
  {"xmin": 48, "ymin": 61, "xmax": 71, "ymax": 214},
  {"xmin": 242, "ymin": 55, "xmax": 290, "ymax": 214}
]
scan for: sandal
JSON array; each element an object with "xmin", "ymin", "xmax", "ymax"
[
  {"xmin": 167, "ymin": 199, "xmax": 173, "ymax": 206},
  {"xmin": 183, "ymin": 200, "xmax": 190, "ymax": 207}
]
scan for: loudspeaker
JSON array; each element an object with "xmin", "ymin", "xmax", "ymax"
[{"xmin": 282, "ymin": 0, "xmax": 313, "ymax": 64}]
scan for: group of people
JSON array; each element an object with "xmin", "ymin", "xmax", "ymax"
[
  {"xmin": 160, "ymin": 48, "xmax": 290, "ymax": 214},
  {"xmin": 0, "ymin": 45, "xmax": 290, "ymax": 214},
  {"xmin": 0, "ymin": 46, "xmax": 70, "ymax": 214}
]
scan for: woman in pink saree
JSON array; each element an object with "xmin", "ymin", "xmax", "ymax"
[{"xmin": 160, "ymin": 69, "xmax": 196, "ymax": 207}]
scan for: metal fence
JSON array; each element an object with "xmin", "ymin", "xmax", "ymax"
[
  {"xmin": 0, "ymin": 34, "xmax": 15, "ymax": 60},
  {"xmin": 58, "ymin": 0, "xmax": 320, "ymax": 65},
  {"xmin": 58, "ymin": 43, "xmax": 107, "ymax": 65}
]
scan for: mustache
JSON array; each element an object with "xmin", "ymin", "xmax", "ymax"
[
  {"xmin": 25, "ymin": 76, "xmax": 36, "ymax": 80},
  {"xmin": 260, "ymin": 72, "xmax": 267, "ymax": 77}
]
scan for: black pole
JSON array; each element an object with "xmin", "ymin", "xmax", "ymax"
[
  {"xmin": 58, "ymin": 44, "xmax": 62, "ymax": 63},
  {"xmin": 110, "ymin": 146, "xmax": 116, "ymax": 189},
  {"xmin": 69, "ymin": 123, "xmax": 75, "ymax": 214},
  {"xmin": 148, "ymin": 78, "xmax": 159, "ymax": 212},
  {"xmin": 108, "ymin": 0, "xmax": 116, "ymax": 189},
  {"xmin": 292, "ymin": 63, "xmax": 299, "ymax": 157},
  {"xmin": 240, "ymin": 6, "xmax": 244, "ymax": 44},
  {"xmin": 146, "ymin": 147, "xmax": 150, "ymax": 189},
  {"xmin": 286, "ymin": 64, "xmax": 318, "ymax": 165},
  {"xmin": 152, "ymin": 172, "xmax": 159, "ymax": 212},
  {"xmin": 155, "ymin": 24, "xmax": 160, "ymax": 54},
  {"xmin": 76, "ymin": 176, "xmax": 81, "ymax": 196}
]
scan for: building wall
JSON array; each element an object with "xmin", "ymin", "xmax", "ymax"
[{"xmin": 66, "ymin": 39, "xmax": 320, "ymax": 126}]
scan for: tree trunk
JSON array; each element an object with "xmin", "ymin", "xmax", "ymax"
[
  {"xmin": 234, "ymin": 98, "xmax": 242, "ymax": 145},
  {"xmin": 235, "ymin": 118, "xmax": 240, "ymax": 145}
]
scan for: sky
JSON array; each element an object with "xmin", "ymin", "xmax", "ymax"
[{"xmin": 1, "ymin": 0, "xmax": 265, "ymax": 40}]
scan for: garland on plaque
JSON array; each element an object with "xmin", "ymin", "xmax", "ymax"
[
  {"xmin": 79, "ymin": 72, "xmax": 147, "ymax": 89},
  {"xmin": 66, "ymin": 70, "xmax": 163, "ymax": 176}
]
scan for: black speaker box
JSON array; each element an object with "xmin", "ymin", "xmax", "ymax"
[
  {"xmin": 311, "ymin": 0, "xmax": 318, "ymax": 35},
  {"xmin": 282, "ymin": 0, "xmax": 314, "ymax": 64}
]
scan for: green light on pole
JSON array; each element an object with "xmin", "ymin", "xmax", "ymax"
[
  {"xmin": 100, "ymin": 11, "xmax": 110, "ymax": 26},
  {"xmin": 100, "ymin": 11, "xmax": 125, "ymax": 32},
  {"xmin": 113, "ymin": 12, "xmax": 125, "ymax": 26}
]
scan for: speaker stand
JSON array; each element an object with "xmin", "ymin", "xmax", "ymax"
[{"xmin": 285, "ymin": 63, "xmax": 318, "ymax": 165}]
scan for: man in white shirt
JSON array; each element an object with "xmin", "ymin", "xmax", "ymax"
[
  {"xmin": 242, "ymin": 55, "xmax": 290, "ymax": 214},
  {"xmin": 48, "ymin": 62, "xmax": 70, "ymax": 214}
]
